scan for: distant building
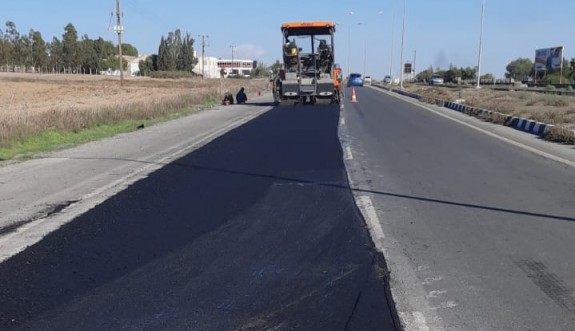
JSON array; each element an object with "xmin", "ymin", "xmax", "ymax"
[
  {"xmin": 193, "ymin": 56, "xmax": 221, "ymax": 78},
  {"xmin": 101, "ymin": 55, "xmax": 149, "ymax": 77},
  {"xmin": 217, "ymin": 59, "xmax": 254, "ymax": 78},
  {"xmin": 192, "ymin": 51, "xmax": 255, "ymax": 78},
  {"xmin": 125, "ymin": 55, "xmax": 149, "ymax": 76}
]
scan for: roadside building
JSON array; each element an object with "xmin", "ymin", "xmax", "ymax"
[
  {"xmin": 217, "ymin": 59, "xmax": 255, "ymax": 78},
  {"xmin": 193, "ymin": 56, "xmax": 221, "ymax": 78}
]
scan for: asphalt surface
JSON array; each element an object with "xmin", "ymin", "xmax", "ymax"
[
  {"xmin": 0, "ymin": 102, "xmax": 397, "ymax": 330},
  {"xmin": 340, "ymin": 86, "xmax": 575, "ymax": 330}
]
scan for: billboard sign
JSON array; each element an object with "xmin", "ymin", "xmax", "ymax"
[
  {"xmin": 404, "ymin": 63, "xmax": 412, "ymax": 74},
  {"xmin": 535, "ymin": 46, "xmax": 563, "ymax": 72}
]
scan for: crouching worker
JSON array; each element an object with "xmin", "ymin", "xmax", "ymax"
[
  {"xmin": 222, "ymin": 91, "xmax": 234, "ymax": 105},
  {"xmin": 236, "ymin": 87, "xmax": 247, "ymax": 104}
]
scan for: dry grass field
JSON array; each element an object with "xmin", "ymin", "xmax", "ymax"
[{"xmin": 0, "ymin": 72, "xmax": 269, "ymax": 151}]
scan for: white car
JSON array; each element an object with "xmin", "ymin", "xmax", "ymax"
[
  {"xmin": 364, "ymin": 76, "xmax": 372, "ymax": 85},
  {"xmin": 429, "ymin": 75, "xmax": 444, "ymax": 85}
]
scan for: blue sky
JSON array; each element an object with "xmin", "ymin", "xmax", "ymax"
[{"xmin": 2, "ymin": 0, "xmax": 574, "ymax": 79}]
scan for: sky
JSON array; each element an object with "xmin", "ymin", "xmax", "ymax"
[{"xmin": 2, "ymin": 0, "xmax": 574, "ymax": 79}]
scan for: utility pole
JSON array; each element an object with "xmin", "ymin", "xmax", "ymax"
[
  {"xmin": 476, "ymin": 0, "xmax": 485, "ymax": 88},
  {"xmin": 198, "ymin": 35, "xmax": 208, "ymax": 78},
  {"xmin": 115, "ymin": 0, "xmax": 124, "ymax": 86},
  {"xmin": 399, "ymin": 0, "xmax": 407, "ymax": 89},
  {"xmin": 413, "ymin": 50, "xmax": 417, "ymax": 78}
]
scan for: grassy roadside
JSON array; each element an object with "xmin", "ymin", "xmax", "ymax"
[
  {"xmin": 0, "ymin": 95, "xmax": 221, "ymax": 161},
  {"xmin": 0, "ymin": 74, "xmax": 269, "ymax": 162}
]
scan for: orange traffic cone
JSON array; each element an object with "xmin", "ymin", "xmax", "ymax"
[{"xmin": 351, "ymin": 87, "xmax": 357, "ymax": 103}]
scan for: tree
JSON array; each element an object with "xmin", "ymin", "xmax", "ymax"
[
  {"xmin": 250, "ymin": 61, "xmax": 269, "ymax": 78},
  {"xmin": 270, "ymin": 60, "xmax": 282, "ymax": 74},
  {"xmin": 156, "ymin": 30, "xmax": 196, "ymax": 72},
  {"xmin": 444, "ymin": 64, "xmax": 461, "ymax": 83},
  {"xmin": 5, "ymin": 21, "xmax": 21, "ymax": 70},
  {"xmin": 94, "ymin": 37, "xmax": 118, "ymax": 72},
  {"xmin": 505, "ymin": 58, "xmax": 533, "ymax": 81},
  {"xmin": 62, "ymin": 23, "xmax": 80, "ymax": 72},
  {"xmin": 48, "ymin": 37, "xmax": 63, "ymax": 73},
  {"xmin": 460, "ymin": 67, "xmax": 476, "ymax": 81},
  {"xmin": 139, "ymin": 55, "xmax": 157, "ymax": 76},
  {"xmin": 121, "ymin": 43, "xmax": 138, "ymax": 57},
  {"xmin": 157, "ymin": 36, "xmax": 170, "ymax": 71},
  {"xmin": 13, "ymin": 35, "xmax": 30, "ymax": 72},
  {"xmin": 31, "ymin": 30, "xmax": 47, "ymax": 72},
  {"xmin": 481, "ymin": 73, "xmax": 495, "ymax": 83},
  {"xmin": 416, "ymin": 66, "xmax": 434, "ymax": 82},
  {"xmin": 179, "ymin": 33, "xmax": 196, "ymax": 72},
  {"xmin": 80, "ymin": 34, "xmax": 98, "ymax": 74}
]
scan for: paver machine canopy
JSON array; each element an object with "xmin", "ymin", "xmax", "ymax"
[{"xmin": 273, "ymin": 21, "xmax": 341, "ymax": 105}]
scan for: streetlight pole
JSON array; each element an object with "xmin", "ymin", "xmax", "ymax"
[
  {"xmin": 399, "ymin": 0, "xmax": 406, "ymax": 89},
  {"xmin": 347, "ymin": 26, "xmax": 351, "ymax": 76},
  {"xmin": 389, "ymin": 13, "xmax": 395, "ymax": 82},
  {"xmin": 343, "ymin": 21, "xmax": 362, "ymax": 77},
  {"xmin": 476, "ymin": 0, "xmax": 485, "ymax": 88}
]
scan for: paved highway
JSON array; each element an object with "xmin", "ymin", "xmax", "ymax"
[
  {"xmin": 0, "ymin": 99, "xmax": 396, "ymax": 330},
  {"xmin": 340, "ymin": 86, "xmax": 575, "ymax": 330}
]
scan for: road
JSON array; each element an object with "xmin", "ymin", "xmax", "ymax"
[
  {"xmin": 340, "ymin": 86, "xmax": 575, "ymax": 330},
  {"xmin": 0, "ymin": 98, "xmax": 397, "ymax": 330}
]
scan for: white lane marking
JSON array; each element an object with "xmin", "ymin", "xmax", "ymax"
[
  {"xmin": 0, "ymin": 107, "xmax": 272, "ymax": 263},
  {"xmin": 340, "ymin": 117, "xmax": 346, "ymax": 126},
  {"xmin": 356, "ymin": 196, "xmax": 385, "ymax": 253},
  {"xmin": 344, "ymin": 146, "xmax": 353, "ymax": 160}
]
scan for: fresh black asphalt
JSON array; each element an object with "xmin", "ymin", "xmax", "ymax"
[{"xmin": 0, "ymin": 103, "xmax": 398, "ymax": 330}]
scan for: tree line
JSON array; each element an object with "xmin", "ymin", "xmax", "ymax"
[
  {"xmin": 504, "ymin": 57, "xmax": 575, "ymax": 84},
  {"xmin": 0, "ymin": 21, "xmax": 137, "ymax": 74},
  {"xmin": 0, "ymin": 21, "xmax": 258, "ymax": 79},
  {"xmin": 415, "ymin": 57, "xmax": 575, "ymax": 85}
]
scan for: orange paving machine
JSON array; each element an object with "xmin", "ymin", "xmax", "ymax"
[{"xmin": 272, "ymin": 22, "xmax": 341, "ymax": 105}]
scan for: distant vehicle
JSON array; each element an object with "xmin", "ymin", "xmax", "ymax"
[
  {"xmin": 348, "ymin": 73, "xmax": 363, "ymax": 87},
  {"xmin": 383, "ymin": 75, "xmax": 392, "ymax": 84},
  {"xmin": 429, "ymin": 75, "xmax": 444, "ymax": 85},
  {"xmin": 364, "ymin": 75, "xmax": 372, "ymax": 85}
]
